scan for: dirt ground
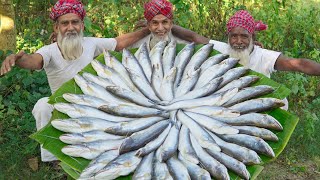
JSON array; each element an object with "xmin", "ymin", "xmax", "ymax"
[{"xmin": 258, "ymin": 157, "xmax": 320, "ymax": 180}]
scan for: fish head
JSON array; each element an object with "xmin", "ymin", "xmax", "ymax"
[{"xmin": 51, "ymin": 118, "xmax": 89, "ymax": 133}]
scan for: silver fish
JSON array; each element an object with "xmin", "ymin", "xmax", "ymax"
[
  {"xmin": 178, "ymin": 125, "xmax": 199, "ymax": 164},
  {"xmin": 218, "ymin": 67, "xmax": 249, "ymax": 89},
  {"xmin": 182, "ymin": 43, "xmax": 213, "ymax": 79},
  {"xmin": 104, "ymin": 51, "xmax": 132, "ymax": 88},
  {"xmin": 175, "ymin": 68, "xmax": 201, "ymax": 98},
  {"xmin": 178, "ymin": 154, "xmax": 211, "ymax": 180},
  {"xmin": 105, "ymin": 85, "xmax": 154, "ymax": 107},
  {"xmin": 186, "ymin": 106, "xmax": 240, "ymax": 118},
  {"xmin": 173, "ymin": 77, "xmax": 223, "ymax": 103},
  {"xmin": 223, "ymin": 85, "xmax": 275, "ymax": 106},
  {"xmin": 166, "ymin": 155, "xmax": 191, "ymax": 180},
  {"xmin": 150, "ymin": 41, "xmax": 167, "ymax": 95},
  {"xmin": 59, "ymin": 130, "xmax": 124, "ymax": 144},
  {"xmin": 51, "ymin": 117, "xmax": 116, "ymax": 133},
  {"xmin": 135, "ymin": 43, "xmax": 152, "ymax": 82},
  {"xmin": 98, "ymin": 102, "xmax": 166, "ymax": 118},
  {"xmin": 173, "ymin": 42, "xmax": 195, "ymax": 88},
  {"xmin": 82, "ymin": 72, "xmax": 114, "ymax": 88},
  {"xmin": 199, "ymin": 54, "xmax": 229, "ymax": 73},
  {"xmin": 63, "ymin": 93, "xmax": 109, "ymax": 108},
  {"xmin": 216, "ymin": 75, "xmax": 260, "ymax": 93},
  {"xmin": 162, "ymin": 40, "xmax": 176, "ymax": 76},
  {"xmin": 123, "ymin": 48, "xmax": 163, "ymax": 99},
  {"xmin": 209, "ymin": 113, "xmax": 283, "ymax": 130},
  {"xmin": 184, "ymin": 111, "xmax": 239, "ymax": 135},
  {"xmin": 206, "ymin": 148, "xmax": 250, "ymax": 180},
  {"xmin": 229, "ymin": 98, "xmax": 285, "ymax": 114},
  {"xmin": 74, "ymin": 74, "xmax": 125, "ymax": 104},
  {"xmin": 177, "ymin": 110, "xmax": 221, "ymax": 152},
  {"xmin": 154, "ymin": 88, "xmax": 238, "ymax": 111},
  {"xmin": 105, "ymin": 116, "xmax": 165, "ymax": 136},
  {"xmin": 135, "ymin": 123, "xmax": 171, "ymax": 157},
  {"xmin": 54, "ymin": 103, "xmax": 136, "ymax": 122},
  {"xmin": 153, "ymin": 157, "xmax": 173, "ymax": 180},
  {"xmin": 220, "ymin": 134, "xmax": 275, "ymax": 157},
  {"xmin": 91, "ymin": 59, "xmax": 133, "ymax": 91},
  {"xmin": 190, "ymin": 135, "xmax": 230, "ymax": 180},
  {"xmin": 94, "ymin": 151, "xmax": 141, "ymax": 180},
  {"xmin": 156, "ymin": 121, "xmax": 181, "ymax": 162},
  {"xmin": 195, "ymin": 57, "xmax": 239, "ymax": 88},
  {"xmin": 233, "ymin": 126, "xmax": 279, "ymax": 141},
  {"xmin": 119, "ymin": 121, "xmax": 169, "ymax": 154},
  {"xmin": 61, "ymin": 139, "xmax": 123, "ymax": 160},
  {"xmin": 132, "ymin": 151, "xmax": 154, "ymax": 180},
  {"xmin": 79, "ymin": 150, "xmax": 119, "ymax": 179},
  {"xmin": 159, "ymin": 67, "xmax": 177, "ymax": 101},
  {"xmin": 207, "ymin": 130, "xmax": 261, "ymax": 165}
]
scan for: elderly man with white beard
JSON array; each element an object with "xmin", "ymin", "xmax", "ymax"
[
  {"xmin": 0, "ymin": 0, "xmax": 150, "ymax": 162},
  {"xmin": 129, "ymin": 0, "xmax": 189, "ymax": 51},
  {"xmin": 173, "ymin": 10, "xmax": 320, "ymax": 77}
]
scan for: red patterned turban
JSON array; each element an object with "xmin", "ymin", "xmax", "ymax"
[
  {"xmin": 227, "ymin": 10, "xmax": 267, "ymax": 34},
  {"xmin": 50, "ymin": 0, "xmax": 86, "ymax": 21},
  {"xmin": 144, "ymin": 0, "xmax": 173, "ymax": 22}
]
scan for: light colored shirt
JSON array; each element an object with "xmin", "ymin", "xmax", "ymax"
[
  {"xmin": 209, "ymin": 40, "xmax": 281, "ymax": 78},
  {"xmin": 36, "ymin": 37, "xmax": 117, "ymax": 93},
  {"xmin": 130, "ymin": 31, "xmax": 189, "ymax": 51}
]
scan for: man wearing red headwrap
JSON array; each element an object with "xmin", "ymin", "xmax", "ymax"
[
  {"xmin": 130, "ymin": 0, "xmax": 189, "ymax": 51},
  {"xmin": 0, "ymin": 0, "xmax": 150, "ymax": 162},
  {"xmin": 172, "ymin": 10, "xmax": 320, "ymax": 110},
  {"xmin": 172, "ymin": 10, "xmax": 320, "ymax": 78}
]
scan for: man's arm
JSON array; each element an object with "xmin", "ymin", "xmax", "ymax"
[
  {"xmin": 114, "ymin": 27, "xmax": 150, "ymax": 51},
  {"xmin": 171, "ymin": 25, "xmax": 209, "ymax": 44},
  {"xmin": 274, "ymin": 54, "xmax": 320, "ymax": 76},
  {"xmin": 0, "ymin": 51, "xmax": 43, "ymax": 76}
]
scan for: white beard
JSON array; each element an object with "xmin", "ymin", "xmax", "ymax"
[
  {"xmin": 57, "ymin": 29, "xmax": 83, "ymax": 60},
  {"xmin": 149, "ymin": 32, "xmax": 170, "ymax": 50},
  {"xmin": 227, "ymin": 39, "xmax": 254, "ymax": 67}
]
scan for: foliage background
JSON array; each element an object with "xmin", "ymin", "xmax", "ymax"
[{"xmin": 0, "ymin": 0, "xmax": 319, "ymax": 179}]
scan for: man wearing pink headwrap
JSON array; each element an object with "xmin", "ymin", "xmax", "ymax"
[
  {"xmin": 172, "ymin": 10, "xmax": 320, "ymax": 110},
  {"xmin": 0, "ymin": 0, "xmax": 150, "ymax": 162},
  {"xmin": 130, "ymin": 0, "xmax": 189, "ymax": 51}
]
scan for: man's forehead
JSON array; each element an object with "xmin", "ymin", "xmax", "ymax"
[
  {"xmin": 229, "ymin": 26, "xmax": 251, "ymax": 35},
  {"xmin": 57, "ymin": 13, "xmax": 82, "ymax": 21},
  {"xmin": 150, "ymin": 14, "xmax": 171, "ymax": 22}
]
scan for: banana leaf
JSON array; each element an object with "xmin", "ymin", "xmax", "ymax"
[{"xmin": 30, "ymin": 44, "xmax": 298, "ymax": 179}]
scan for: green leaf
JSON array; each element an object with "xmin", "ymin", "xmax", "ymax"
[{"xmin": 31, "ymin": 45, "xmax": 298, "ymax": 179}]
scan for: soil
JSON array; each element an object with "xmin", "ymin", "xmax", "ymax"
[{"xmin": 258, "ymin": 157, "xmax": 320, "ymax": 180}]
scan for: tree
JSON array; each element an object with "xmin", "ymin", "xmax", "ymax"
[{"xmin": 0, "ymin": 0, "xmax": 16, "ymax": 51}]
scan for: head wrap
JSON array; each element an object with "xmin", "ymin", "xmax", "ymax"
[
  {"xmin": 144, "ymin": 0, "xmax": 173, "ymax": 22},
  {"xmin": 50, "ymin": 0, "xmax": 86, "ymax": 21},
  {"xmin": 227, "ymin": 10, "xmax": 267, "ymax": 34}
]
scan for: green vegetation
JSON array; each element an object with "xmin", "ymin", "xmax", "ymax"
[{"xmin": 0, "ymin": 0, "xmax": 319, "ymax": 179}]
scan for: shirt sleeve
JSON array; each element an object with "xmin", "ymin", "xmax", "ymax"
[
  {"xmin": 260, "ymin": 48, "xmax": 281, "ymax": 74},
  {"xmin": 93, "ymin": 38, "xmax": 117, "ymax": 56},
  {"xmin": 35, "ymin": 45, "xmax": 52, "ymax": 69},
  {"xmin": 209, "ymin": 40, "xmax": 229, "ymax": 54}
]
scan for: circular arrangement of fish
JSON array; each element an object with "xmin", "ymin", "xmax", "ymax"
[{"xmin": 51, "ymin": 41, "xmax": 284, "ymax": 180}]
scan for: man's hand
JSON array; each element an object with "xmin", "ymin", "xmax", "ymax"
[
  {"xmin": 134, "ymin": 19, "xmax": 147, "ymax": 30},
  {"xmin": 0, "ymin": 50, "xmax": 25, "ymax": 76}
]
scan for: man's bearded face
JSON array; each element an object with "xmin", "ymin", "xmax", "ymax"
[
  {"xmin": 57, "ymin": 27, "xmax": 83, "ymax": 60},
  {"xmin": 227, "ymin": 27, "xmax": 254, "ymax": 66},
  {"xmin": 148, "ymin": 14, "xmax": 173, "ymax": 49},
  {"xmin": 55, "ymin": 13, "xmax": 84, "ymax": 60}
]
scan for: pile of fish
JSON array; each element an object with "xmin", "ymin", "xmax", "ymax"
[{"xmin": 51, "ymin": 41, "xmax": 284, "ymax": 180}]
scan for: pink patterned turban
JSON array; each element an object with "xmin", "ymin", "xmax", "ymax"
[
  {"xmin": 227, "ymin": 10, "xmax": 268, "ymax": 34},
  {"xmin": 144, "ymin": 0, "xmax": 173, "ymax": 22},
  {"xmin": 50, "ymin": 0, "xmax": 86, "ymax": 21}
]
